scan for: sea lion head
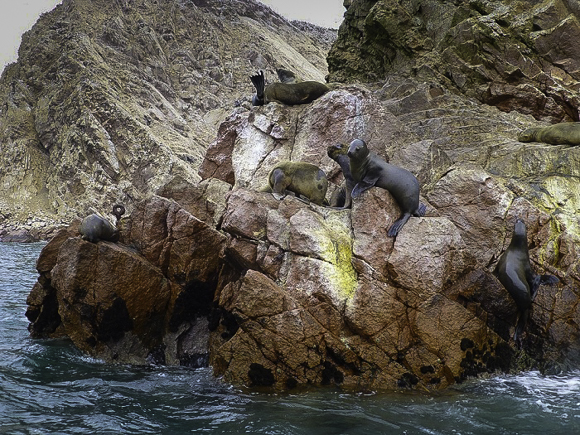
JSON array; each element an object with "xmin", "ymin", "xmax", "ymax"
[
  {"xmin": 327, "ymin": 143, "xmax": 348, "ymax": 160},
  {"xmin": 513, "ymin": 217, "xmax": 527, "ymax": 237},
  {"xmin": 509, "ymin": 217, "xmax": 529, "ymax": 249},
  {"xmin": 347, "ymin": 139, "xmax": 369, "ymax": 160},
  {"xmin": 276, "ymin": 68, "xmax": 297, "ymax": 84},
  {"xmin": 517, "ymin": 128, "xmax": 537, "ymax": 143},
  {"xmin": 112, "ymin": 204, "xmax": 126, "ymax": 223}
]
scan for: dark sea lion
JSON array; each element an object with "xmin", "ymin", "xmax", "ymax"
[
  {"xmin": 79, "ymin": 205, "xmax": 125, "ymax": 243},
  {"xmin": 517, "ymin": 122, "xmax": 580, "ymax": 145},
  {"xmin": 264, "ymin": 161, "xmax": 328, "ymax": 206},
  {"xmin": 79, "ymin": 214, "xmax": 119, "ymax": 243},
  {"xmin": 347, "ymin": 139, "xmax": 426, "ymax": 237},
  {"xmin": 327, "ymin": 143, "xmax": 356, "ymax": 209},
  {"xmin": 494, "ymin": 218, "xmax": 559, "ymax": 346},
  {"xmin": 250, "ymin": 70, "xmax": 329, "ymax": 106}
]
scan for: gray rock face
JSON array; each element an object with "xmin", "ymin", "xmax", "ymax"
[{"xmin": 0, "ymin": 0, "xmax": 335, "ymax": 231}]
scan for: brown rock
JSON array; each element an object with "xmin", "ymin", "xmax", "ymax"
[
  {"xmin": 427, "ymin": 168, "xmax": 514, "ymax": 267},
  {"xmin": 51, "ymin": 238, "xmax": 171, "ymax": 363},
  {"xmin": 387, "ymin": 218, "xmax": 474, "ymax": 299}
]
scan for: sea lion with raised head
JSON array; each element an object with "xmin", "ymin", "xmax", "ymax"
[
  {"xmin": 79, "ymin": 204, "xmax": 125, "ymax": 243},
  {"xmin": 112, "ymin": 204, "xmax": 125, "ymax": 224},
  {"xmin": 250, "ymin": 70, "xmax": 329, "ymax": 106},
  {"xmin": 263, "ymin": 161, "xmax": 328, "ymax": 206},
  {"xmin": 494, "ymin": 218, "xmax": 559, "ymax": 346},
  {"xmin": 327, "ymin": 143, "xmax": 356, "ymax": 209},
  {"xmin": 347, "ymin": 139, "xmax": 426, "ymax": 236},
  {"xmin": 518, "ymin": 122, "xmax": 580, "ymax": 145}
]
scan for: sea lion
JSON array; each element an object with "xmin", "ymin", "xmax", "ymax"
[
  {"xmin": 80, "ymin": 214, "xmax": 119, "ymax": 243},
  {"xmin": 79, "ymin": 205, "xmax": 125, "ymax": 243},
  {"xmin": 112, "ymin": 204, "xmax": 125, "ymax": 224},
  {"xmin": 494, "ymin": 218, "xmax": 559, "ymax": 346},
  {"xmin": 250, "ymin": 70, "xmax": 329, "ymax": 106},
  {"xmin": 347, "ymin": 139, "xmax": 426, "ymax": 236},
  {"xmin": 264, "ymin": 161, "xmax": 328, "ymax": 206},
  {"xmin": 517, "ymin": 122, "xmax": 580, "ymax": 145},
  {"xmin": 327, "ymin": 143, "xmax": 356, "ymax": 209}
]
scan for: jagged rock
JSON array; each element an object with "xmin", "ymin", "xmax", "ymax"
[
  {"xmin": 26, "ymin": 196, "xmax": 228, "ymax": 365},
  {"xmin": 51, "ymin": 237, "xmax": 171, "ymax": 362},
  {"xmin": 328, "ymin": 0, "xmax": 580, "ymax": 122},
  {"xmin": 208, "ymin": 187, "xmax": 515, "ymax": 390}
]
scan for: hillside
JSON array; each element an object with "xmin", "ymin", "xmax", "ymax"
[{"xmin": 0, "ymin": 0, "xmax": 336, "ymax": 237}]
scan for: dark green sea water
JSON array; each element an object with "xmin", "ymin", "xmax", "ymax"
[{"xmin": 1, "ymin": 242, "xmax": 579, "ymax": 434}]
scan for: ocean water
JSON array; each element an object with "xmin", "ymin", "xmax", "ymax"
[{"xmin": 1, "ymin": 242, "xmax": 579, "ymax": 434}]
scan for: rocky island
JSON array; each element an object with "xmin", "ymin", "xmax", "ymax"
[{"xmin": 3, "ymin": 0, "xmax": 579, "ymax": 391}]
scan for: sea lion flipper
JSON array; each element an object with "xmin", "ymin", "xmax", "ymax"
[
  {"xmin": 540, "ymin": 274, "xmax": 559, "ymax": 285},
  {"xmin": 416, "ymin": 202, "xmax": 427, "ymax": 217},
  {"xmin": 250, "ymin": 70, "xmax": 265, "ymax": 106},
  {"xmin": 387, "ymin": 213, "xmax": 411, "ymax": 237},
  {"xmin": 352, "ymin": 178, "xmax": 378, "ymax": 198},
  {"xmin": 530, "ymin": 274, "xmax": 559, "ymax": 300},
  {"xmin": 513, "ymin": 309, "xmax": 530, "ymax": 347}
]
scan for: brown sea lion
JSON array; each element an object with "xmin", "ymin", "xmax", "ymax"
[
  {"xmin": 494, "ymin": 218, "xmax": 559, "ymax": 347},
  {"xmin": 517, "ymin": 122, "xmax": 580, "ymax": 145},
  {"xmin": 264, "ymin": 161, "xmax": 328, "ymax": 206},
  {"xmin": 347, "ymin": 139, "xmax": 426, "ymax": 236},
  {"xmin": 327, "ymin": 143, "xmax": 356, "ymax": 209},
  {"xmin": 250, "ymin": 70, "xmax": 329, "ymax": 106}
]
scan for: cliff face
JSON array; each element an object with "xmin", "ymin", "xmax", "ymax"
[
  {"xmin": 328, "ymin": 0, "xmax": 580, "ymax": 123},
  {"xmin": 0, "ymin": 0, "xmax": 335, "ymax": 235}
]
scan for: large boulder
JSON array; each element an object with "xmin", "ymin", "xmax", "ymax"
[{"xmin": 26, "ymin": 195, "xmax": 227, "ymax": 366}]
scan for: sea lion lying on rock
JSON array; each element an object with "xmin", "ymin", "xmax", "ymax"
[
  {"xmin": 250, "ymin": 70, "xmax": 329, "ymax": 106},
  {"xmin": 494, "ymin": 218, "xmax": 559, "ymax": 346},
  {"xmin": 327, "ymin": 143, "xmax": 356, "ymax": 209},
  {"xmin": 347, "ymin": 139, "xmax": 426, "ymax": 236},
  {"xmin": 262, "ymin": 161, "xmax": 328, "ymax": 206},
  {"xmin": 79, "ymin": 204, "xmax": 125, "ymax": 243},
  {"xmin": 517, "ymin": 122, "xmax": 580, "ymax": 145}
]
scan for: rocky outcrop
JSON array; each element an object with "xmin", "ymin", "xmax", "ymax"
[
  {"xmin": 21, "ymin": 0, "xmax": 580, "ymax": 392},
  {"xmin": 328, "ymin": 0, "xmax": 580, "ymax": 123},
  {"xmin": 0, "ymin": 0, "xmax": 335, "ymax": 232},
  {"xmin": 27, "ymin": 195, "xmax": 228, "ymax": 366},
  {"xmin": 197, "ymin": 83, "xmax": 580, "ymax": 389},
  {"xmin": 28, "ymin": 76, "xmax": 580, "ymax": 391}
]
